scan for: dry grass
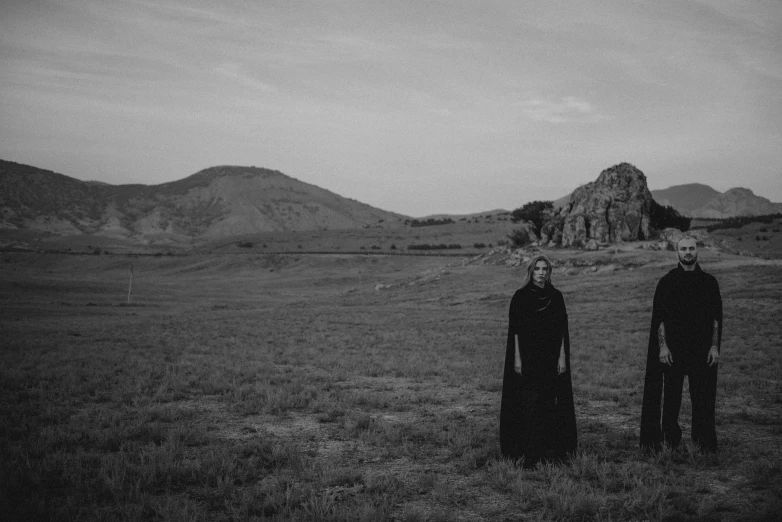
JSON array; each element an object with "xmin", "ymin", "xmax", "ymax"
[{"xmin": 1, "ymin": 249, "xmax": 780, "ymax": 521}]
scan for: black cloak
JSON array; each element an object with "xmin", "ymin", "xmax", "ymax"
[
  {"xmin": 500, "ymin": 281, "xmax": 577, "ymax": 467},
  {"xmin": 640, "ymin": 263, "xmax": 723, "ymax": 451}
]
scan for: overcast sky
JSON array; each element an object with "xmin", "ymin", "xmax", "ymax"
[{"xmin": 1, "ymin": 0, "xmax": 780, "ymax": 216}]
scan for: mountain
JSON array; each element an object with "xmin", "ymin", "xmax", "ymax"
[
  {"xmin": 651, "ymin": 183, "xmax": 782, "ymax": 218},
  {"xmin": 692, "ymin": 188, "xmax": 782, "ymax": 219},
  {"xmin": 650, "ymin": 184, "xmax": 721, "ymax": 215},
  {"xmin": 0, "ymin": 160, "xmax": 406, "ymax": 243}
]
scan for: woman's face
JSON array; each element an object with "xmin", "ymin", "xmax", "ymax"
[{"xmin": 532, "ymin": 260, "xmax": 549, "ymax": 285}]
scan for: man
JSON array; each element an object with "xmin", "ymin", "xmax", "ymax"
[{"xmin": 640, "ymin": 237, "xmax": 723, "ymax": 452}]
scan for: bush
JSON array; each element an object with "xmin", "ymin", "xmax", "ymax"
[
  {"xmin": 406, "ymin": 218, "xmax": 454, "ymax": 227},
  {"xmin": 473, "ymin": 243, "xmax": 486, "ymax": 248},
  {"xmin": 237, "ymin": 241, "xmax": 253, "ymax": 248},
  {"xmin": 650, "ymin": 200, "xmax": 691, "ymax": 232},
  {"xmin": 510, "ymin": 201, "xmax": 553, "ymax": 236},
  {"xmin": 507, "ymin": 228, "xmax": 532, "ymax": 247},
  {"xmin": 407, "ymin": 244, "xmax": 462, "ymax": 251}
]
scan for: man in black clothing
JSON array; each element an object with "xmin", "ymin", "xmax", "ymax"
[{"xmin": 640, "ymin": 237, "xmax": 723, "ymax": 452}]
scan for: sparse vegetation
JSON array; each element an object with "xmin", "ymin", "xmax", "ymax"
[
  {"xmin": 705, "ymin": 213, "xmax": 782, "ymax": 232},
  {"xmin": 1, "ymin": 246, "xmax": 780, "ymax": 520}
]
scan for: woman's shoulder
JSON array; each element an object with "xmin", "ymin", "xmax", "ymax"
[{"xmin": 510, "ymin": 285, "xmax": 531, "ymax": 303}]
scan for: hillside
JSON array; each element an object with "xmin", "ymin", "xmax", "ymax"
[
  {"xmin": 693, "ymin": 188, "xmax": 782, "ymax": 219},
  {"xmin": 0, "ymin": 160, "xmax": 406, "ymax": 244},
  {"xmin": 650, "ymin": 183, "xmax": 720, "ymax": 215},
  {"xmin": 651, "ymin": 183, "xmax": 782, "ymax": 218}
]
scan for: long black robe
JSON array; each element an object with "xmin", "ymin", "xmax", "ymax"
[
  {"xmin": 500, "ymin": 282, "xmax": 577, "ymax": 467},
  {"xmin": 640, "ymin": 263, "xmax": 723, "ymax": 451}
]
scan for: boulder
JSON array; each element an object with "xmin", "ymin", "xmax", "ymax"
[
  {"xmin": 659, "ymin": 227, "xmax": 712, "ymax": 249},
  {"xmin": 558, "ymin": 163, "xmax": 653, "ymax": 247}
]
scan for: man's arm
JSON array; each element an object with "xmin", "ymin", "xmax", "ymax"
[
  {"xmin": 658, "ymin": 322, "xmax": 673, "ymax": 365},
  {"xmin": 707, "ymin": 319, "xmax": 720, "ymax": 366}
]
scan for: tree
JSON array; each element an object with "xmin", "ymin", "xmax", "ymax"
[
  {"xmin": 511, "ymin": 201, "xmax": 554, "ymax": 236},
  {"xmin": 650, "ymin": 200, "xmax": 690, "ymax": 232}
]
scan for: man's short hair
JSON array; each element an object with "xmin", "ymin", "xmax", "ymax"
[{"xmin": 676, "ymin": 236, "xmax": 697, "ymax": 248}]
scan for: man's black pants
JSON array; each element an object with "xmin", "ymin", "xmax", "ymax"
[{"xmin": 662, "ymin": 360, "xmax": 719, "ymax": 451}]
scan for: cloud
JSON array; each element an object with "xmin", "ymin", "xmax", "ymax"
[
  {"xmin": 515, "ymin": 96, "xmax": 608, "ymax": 124},
  {"xmin": 213, "ymin": 62, "xmax": 277, "ymax": 93}
]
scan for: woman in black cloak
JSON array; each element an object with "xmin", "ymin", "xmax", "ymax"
[{"xmin": 500, "ymin": 255, "xmax": 577, "ymax": 467}]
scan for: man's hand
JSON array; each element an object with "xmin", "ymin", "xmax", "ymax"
[
  {"xmin": 659, "ymin": 346, "xmax": 673, "ymax": 365},
  {"xmin": 514, "ymin": 358, "xmax": 522, "ymax": 374},
  {"xmin": 707, "ymin": 346, "xmax": 719, "ymax": 366},
  {"xmin": 558, "ymin": 355, "xmax": 567, "ymax": 375}
]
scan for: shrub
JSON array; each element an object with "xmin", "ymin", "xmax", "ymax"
[
  {"xmin": 507, "ymin": 228, "xmax": 532, "ymax": 247},
  {"xmin": 237, "ymin": 241, "xmax": 253, "ymax": 248},
  {"xmin": 510, "ymin": 201, "xmax": 553, "ymax": 236},
  {"xmin": 406, "ymin": 218, "xmax": 454, "ymax": 227},
  {"xmin": 407, "ymin": 244, "xmax": 462, "ymax": 251},
  {"xmin": 473, "ymin": 243, "xmax": 486, "ymax": 248}
]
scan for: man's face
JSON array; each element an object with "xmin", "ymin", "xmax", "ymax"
[{"xmin": 677, "ymin": 239, "xmax": 698, "ymax": 266}]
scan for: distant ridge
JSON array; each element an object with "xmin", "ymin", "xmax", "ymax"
[
  {"xmin": 0, "ymin": 160, "xmax": 406, "ymax": 244},
  {"xmin": 651, "ymin": 183, "xmax": 782, "ymax": 218},
  {"xmin": 650, "ymin": 184, "xmax": 721, "ymax": 215}
]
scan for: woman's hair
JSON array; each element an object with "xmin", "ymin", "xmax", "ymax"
[{"xmin": 521, "ymin": 254, "xmax": 553, "ymax": 288}]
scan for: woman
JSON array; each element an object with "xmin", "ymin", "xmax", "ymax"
[{"xmin": 500, "ymin": 255, "xmax": 577, "ymax": 467}]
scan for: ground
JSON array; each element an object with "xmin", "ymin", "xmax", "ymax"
[{"xmin": 1, "ymin": 245, "xmax": 781, "ymax": 521}]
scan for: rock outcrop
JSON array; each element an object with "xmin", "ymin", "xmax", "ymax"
[{"xmin": 557, "ymin": 163, "xmax": 653, "ymax": 247}]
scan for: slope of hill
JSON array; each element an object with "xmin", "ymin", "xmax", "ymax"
[
  {"xmin": 0, "ymin": 160, "xmax": 406, "ymax": 244},
  {"xmin": 693, "ymin": 188, "xmax": 782, "ymax": 219},
  {"xmin": 650, "ymin": 183, "xmax": 721, "ymax": 215},
  {"xmin": 651, "ymin": 183, "xmax": 782, "ymax": 218}
]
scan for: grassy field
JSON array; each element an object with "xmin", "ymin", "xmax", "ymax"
[{"xmin": 1, "ymin": 248, "xmax": 781, "ymax": 521}]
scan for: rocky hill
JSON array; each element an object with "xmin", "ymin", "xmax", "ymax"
[
  {"xmin": 552, "ymin": 163, "xmax": 653, "ymax": 247},
  {"xmin": 651, "ymin": 184, "xmax": 782, "ymax": 218},
  {"xmin": 0, "ymin": 160, "xmax": 406, "ymax": 244}
]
